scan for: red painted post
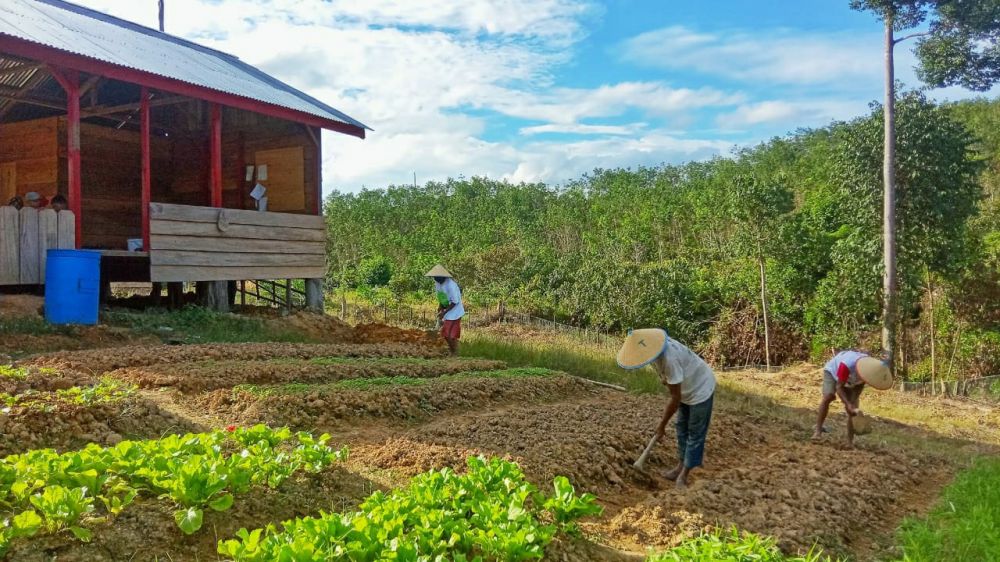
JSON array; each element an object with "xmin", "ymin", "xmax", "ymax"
[
  {"xmin": 210, "ymin": 102, "xmax": 222, "ymax": 207},
  {"xmin": 315, "ymin": 128, "xmax": 323, "ymax": 215},
  {"xmin": 140, "ymin": 87, "xmax": 151, "ymax": 252},
  {"xmin": 54, "ymin": 69, "xmax": 83, "ymax": 247}
]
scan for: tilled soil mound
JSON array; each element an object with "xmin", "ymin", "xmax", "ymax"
[
  {"xmin": 205, "ymin": 374, "xmax": 595, "ymax": 428},
  {"xmin": 0, "ymin": 367, "xmax": 95, "ymax": 395},
  {"xmin": 264, "ymin": 311, "xmax": 357, "ymax": 343},
  {"xmin": 347, "ymin": 391, "xmax": 944, "ymax": 556},
  {"xmin": 353, "ymin": 323, "xmax": 443, "ymax": 346},
  {"xmin": 109, "ymin": 358, "xmax": 508, "ymax": 393},
  {"xmin": 22, "ymin": 342, "xmax": 448, "ymax": 374},
  {"xmin": 351, "ymin": 393, "xmax": 659, "ymax": 490},
  {"xmin": 0, "ymin": 397, "xmax": 198, "ymax": 456}
]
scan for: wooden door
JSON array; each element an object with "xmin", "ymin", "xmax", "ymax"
[{"xmin": 254, "ymin": 146, "xmax": 305, "ymax": 212}]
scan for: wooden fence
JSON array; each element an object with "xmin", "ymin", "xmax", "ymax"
[{"xmin": 0, "ymin": 207, "xmax": 75, "ymax": 285}]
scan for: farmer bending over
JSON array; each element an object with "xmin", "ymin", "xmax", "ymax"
[
  {"xmin": 813, "ymin": 350, "xmax": 892, "ymax": 446},
  {"xmin": 618, "ymin": 329, "xmax": 716, "ymax": 489},
  {"xmin": 426, "ymin": 265, "xmax": 464, "ymax": 356}
]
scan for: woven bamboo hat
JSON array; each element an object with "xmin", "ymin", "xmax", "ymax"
[
  {"xmin": 617, "ymin": 329, "xmax": 668, "ymax": 370},
  {"xmin": 856, "ymin": 357, "xmax": 892, "ymax": 390},
  {"xmin": 424, "ymin": 265, "xmax": 453, "ymax": 278}
]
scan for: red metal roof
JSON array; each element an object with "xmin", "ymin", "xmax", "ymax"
[{"xmin": 0, "ymin": 0, "xmax": 369, "ymax": 138}]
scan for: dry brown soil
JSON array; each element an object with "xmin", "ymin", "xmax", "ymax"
[{"xmin": 2, "ymin": 318, "xmax": 994, "ymax": 561}]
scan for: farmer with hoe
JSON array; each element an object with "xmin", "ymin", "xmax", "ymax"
[
  {"xmin": 812, "ymin": 350, "xmax": 893, "ymax": 447},
  {"xmin": 426, "ymin": 265, "xmax": 464, "ymax": 356},
  {"xmin": 618, "ymin": 329, "xmax": 716, "ymax": 489}
]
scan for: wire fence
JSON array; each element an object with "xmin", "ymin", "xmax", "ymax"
[{"xmin": 898, "ymin": 374, "xmax": 1000, "ymax": 401}]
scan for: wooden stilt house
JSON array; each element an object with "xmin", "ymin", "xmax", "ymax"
[{"xmin": 0, "ymin": 0, "xmax": 369, "ymax": 310}]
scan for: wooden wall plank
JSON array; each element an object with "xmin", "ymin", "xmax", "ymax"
[
  {"xmin": 18, "ymin": 207, "xmax": 39, "ymax": 284},
  {"xmin": 0, "ymin": 207, "xmax": 20, "ymax": 285},
  {"xmin": 150, "ymin": 220, "xmax": 324, "ymax": 242},
  {"xmin": 149, "ymin": 235, "xmax": 325, "ymax": 255},
  {"xmin": 57, "ymin": 211, "xmax": 76, "ymax": 249},
  {"xmin": 150, "ymin": 202, "xmax": 324, "ymax": 230},
  {"xmin": 0, "ymin": 117, "xmax": 59, "ymax": 199},
  {"xmin": 151, "ymin": 250, "xmax": 324, "ymax": 268},
  {"xmin": 151, "ymin": 265, "xmax": 325, "ymax": 283},
  {"xmin": 37, "ymin": 209, "xmax": 58, "ymax": 280}
]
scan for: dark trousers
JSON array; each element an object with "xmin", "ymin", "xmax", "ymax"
[{"xmin": 676, "ymin": 393, "xmax": 714, "ymax": 469}]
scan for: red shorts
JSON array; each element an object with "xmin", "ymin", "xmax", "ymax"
[{"xmin": 441, "ymin": 318, "xmax": 461, "ymax": 340}]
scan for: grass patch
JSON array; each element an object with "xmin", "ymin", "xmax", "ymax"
[
  {"xmin": 460, "ymin": 334, "xmax": 660, "ymax": 394},
  {"xmin": 335, "ymin": 376, "xmax": 428, "ymax": 390},
  {"xmin": 894, "ymin": 457, "xmax": 1000, "ymax": 562},
  {"xmin": 647, "ymin": 529, "xmax": 837, "ymax": 561},
  {"xmin": 234, "ymin": 368, "xmax": 561, "ymax": 396},
  {"xmin": 105, "ymin": 306, "xmax": 311, "ymax": 344},
  {"xmin": 0, "ymin": 316, "xmax": 72, "ymax": 336},
  {"xmin": 309, "ymin": 357, "xmax": 439, "ymax": 366}
]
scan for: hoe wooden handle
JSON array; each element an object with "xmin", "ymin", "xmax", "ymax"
[{"xmin": 633, "ymin": 433, "xmax": 659, "ymax": 470}]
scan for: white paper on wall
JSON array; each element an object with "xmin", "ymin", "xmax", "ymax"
[{"xmin": 249, "ymin": 183, "xmax": 267, "ymax": 200}]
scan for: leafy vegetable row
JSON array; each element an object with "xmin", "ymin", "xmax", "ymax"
[
  {"xmin": 0, "ymin": 425, "xmax": 346, "ymax": 556},
  {"xmin": 219, "ymin": 456, "xmax": 602, "ymax": 561},
  {"xmin": 1, "ymin": 377, "xmax": 134, "ymax": 411}
]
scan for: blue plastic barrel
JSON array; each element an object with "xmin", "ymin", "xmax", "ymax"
[{"xmin": 45, "ymin": 249, "xmax": 102, "ymax": 325}]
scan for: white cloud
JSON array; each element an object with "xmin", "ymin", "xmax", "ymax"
[
  {"xmin": 716, "ymin": 99, "xmax": 865, "ymax": 130},
  {"xmin": 506, "ymin": 133, "xmax": 733, "ymax": 183},
  {"xmin": 519, "ymin": 123, "xmax": 645, "ymax": 135},
  {"xmin": 76, "ymin": 0, "xmax": 596, "ymax": 41},
  {"xmin": 488, "ymin": 82, "xmax": 742, "ymax": 124},
  {"xmin": 620, "ymin": 25, "xmax": 883, "ymax": 87}
]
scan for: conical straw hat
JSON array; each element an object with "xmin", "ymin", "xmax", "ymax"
[
  {"xmin": 617, "ymin": 329, "xmax": 668, "ymax": 370},
  {"xmin": 424, "ymin": 264, "xmax": 453, "ymax": 278},
  {"xmin": 856, "ymin": 357, "xmax": 892, "ymax": 390}
]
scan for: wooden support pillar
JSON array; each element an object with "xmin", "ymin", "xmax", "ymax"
[
  {"xmin": 140, "ymin": 87, "xmax": 151, "ymax": 252},
  {"xmin": 167, "ymin": 282, "xmax": 184, "ymax": 309},
  {"xmin": 50, "ymin": 67, "xmax": 82, "ymax": 247},
  {"xmin": 201, "ymin": 280, "xmax": 229, "ymax": 313},
  {"xmin": 305, "ymin": 278, "xmax": 323, "ymax": 313},
  {"xmin": 210, "ymin": 103, "xmax": 222, "ymax": 208}
]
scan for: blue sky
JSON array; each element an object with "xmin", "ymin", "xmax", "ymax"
[{"xmin": 74, "ymin": 0, "xmax": 996, "ymax": 193}]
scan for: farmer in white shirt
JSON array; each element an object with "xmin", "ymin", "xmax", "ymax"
[
  {"xmin": 426, "ymin": 265, "xmax": 465, "ymax": 356},
  {"xmin": 618, "ymin": 329, "xmax": 716, "ymax": 489}
]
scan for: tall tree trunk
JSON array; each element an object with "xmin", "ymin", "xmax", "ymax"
[
  {"xmin": 926, "ymin": 267, "xmax": 936, "ymax": 395},
  {"xmin": 757, "ymin": 242, "xmax": 771, "ymax": 371},
  {"xmin": 882, "ymin": 19, "xmax": 899, "ymax": 369}
]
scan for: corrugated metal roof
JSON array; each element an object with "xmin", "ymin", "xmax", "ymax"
[{"xmin": 0, "ymin": 0, "xmax": 369, "ymax": 132}]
